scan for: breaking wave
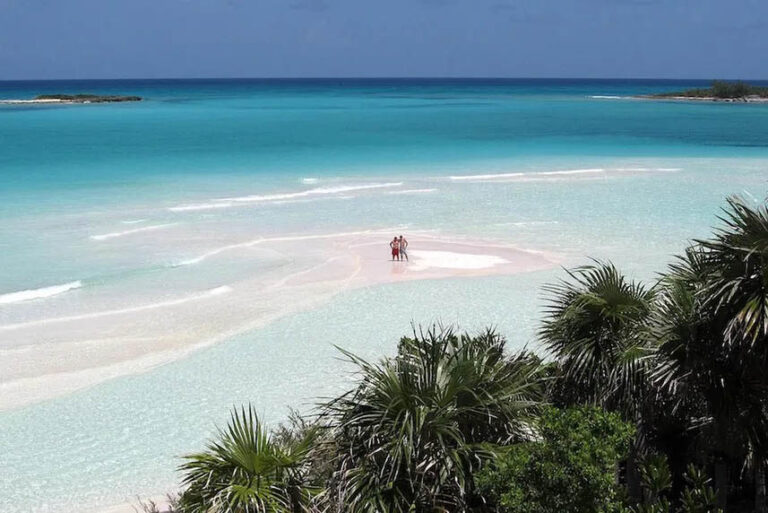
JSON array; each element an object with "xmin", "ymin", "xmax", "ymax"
[{"xmin": 0, "ymin": 281, "xmax": 83, "ymax": 305}]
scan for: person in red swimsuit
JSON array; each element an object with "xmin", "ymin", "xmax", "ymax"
[{"xmin": 390, "ymin": 237, "xmax": 400, "ymax": 261}]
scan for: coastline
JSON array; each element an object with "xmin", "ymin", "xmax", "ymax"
[
  {"xmin": 0, "ymin": 95, "xmax": 142, "ymax": 105},
  {"xmin": 634, "ymin": 94, "xmax": 768, "ymax": 103},
  {"xmin": 0, "ymin": 98, "xmax": 73, "ymax": 104}
]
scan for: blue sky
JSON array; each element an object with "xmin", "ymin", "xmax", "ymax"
[{"xmin": 0, "ymin": 0, "xmax": 766, "ymax": 80}]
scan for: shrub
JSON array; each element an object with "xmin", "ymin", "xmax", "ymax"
[{"xmin": 475, "ymin": 406, "xmax": 634, "ymax": 513}]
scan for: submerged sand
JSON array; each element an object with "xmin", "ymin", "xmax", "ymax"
[{"xmin": 0, "ymin": 230, "xmax": 558, "ymax": 411}]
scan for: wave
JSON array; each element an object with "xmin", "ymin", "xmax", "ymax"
[
  {"xmin": 167, "ymin": 202, "xmax": 233, "ymax": 212},
  {"xmin": 221, "ymin": 182, "xmax": 404, "ymax": 203},
  {"xmin": 90, "ymin": 223, "xmax": 177, "ymax": 241},
  {"xmin": 589, "ymin": 95, "xmax": 625, "ymax": 99},
  {"xmin": 449, "ymin": 172, "xmax": 524, "ymax": 181},
  {"xmin": 175, "ymin": 227, "xmax": 407, "ymax": 266},
  {"xmin": 449, "ymin": 167, "xmax": 680, "ymax": 183},
  {"xmin": 0, "ymin": 281, "xmax": 83, "ymax": 305},
  {"xmin": 386, "ymin": 188, "xmax": 438, "ymax": 195},
  {"xmin": 121, "ymin": 219, "xmax": 147, "ymax": 225},
  {"xmin": 301, "ymin": 177, "xmax": 319, "ymax": 184},
  {"xmin": 449, "ymin": 169, "xmax": 604, "ymax": 182},
  {"xmin": 0, "ymin": 286, "xmax": 232, "ymax": 331},
  {"xmin": 168, "ymin": 183, "xmax": 403, "ymax": 212}
]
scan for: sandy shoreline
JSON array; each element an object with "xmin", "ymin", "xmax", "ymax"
[
  {"xmin": 0, "ymin": 230, "xmax": 559, "ymax": 412},
  {"xmin": 0, "ymin": 98, "xmax": 72, "ymax": 104}
]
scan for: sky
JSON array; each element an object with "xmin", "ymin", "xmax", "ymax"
[{"xmin": 0, "ymin": 0, "xmax": 766, "ymax": 80}]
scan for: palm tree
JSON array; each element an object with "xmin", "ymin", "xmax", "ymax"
[
  {"xmin": 178, "ymin": 405, "xmax": 319, "ymax": 513},
  {"xmin": 540, "ymin": 261, "xmax": 656, "ymax": 502},
  {"xmin": 698, "ymin": 196, "xmax": 768, "ymax": 346},
  {"xmin": 651, "ymin": 196, "xmax": 768, "ymax": 511},
  {"xmin": 321, "ymin": 327, "xmax": 545, "ymax": 513},
  {"xmin": 540, "ymin": 261, "xmax": 656, "ymax": 413}
]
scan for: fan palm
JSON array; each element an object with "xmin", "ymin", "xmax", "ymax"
[
  {"xmin": 540, "ymin": 261, "xmax": 656, "ymax": 412},
  {"xmin": 651, "ymin": 197, "xmax": 768, "ymax": 510},
  {"xmin": 178, "ymin": 405, "xmax": 319, "ymax": 513},
  {"xmin": 697, "ymin": 195, "xmax": 768, "ymax": 346},
  {"xmin": 321, "ymin": 327, "xmax": 545, "ymax": 513}
]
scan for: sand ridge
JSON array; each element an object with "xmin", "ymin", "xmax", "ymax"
[{"xmin": 0, "ymin": 230, "xmax": 559, "ymax": 411}]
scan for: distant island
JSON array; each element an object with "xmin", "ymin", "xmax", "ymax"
[
  {"xmin": 639, "ymin": 80, "xmax": 768, "ymax": 103},
  {"xmin": 0, "ymin": 94, "xmax": 142, "ymax": 105}
]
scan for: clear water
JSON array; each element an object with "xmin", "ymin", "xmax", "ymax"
[{"xmin": 0, "ymin": 79, "xmax": 767, "ymax": 512}]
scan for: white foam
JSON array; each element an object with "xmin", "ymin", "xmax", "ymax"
[
  {"xmin": 449, "ymin": 172, "xmax": 525, "ymax": 181},
  {"xmin": 448, "ymin": 167, "xmax": 681, "ymax": 183},
  {"xmin": 301, "ymin": 177, "xmax": 319, "ymax": 184},
  {"xmin": 121, "ymin": 219, "xmax": 147, "ymax": 225},
  {"xmin": 221, "ymin": 182, "xmax": 404, "ymax": 203},
  {"xmin": 167, "ymin": 202, "xmax": 233, "ymax": 212},
  {"xmin": 386, "ymin": 188, "xmax": 438, "ymax": 195},
  {"xmin": 90, "ymin": 223, "xmax": 177, "ymax": 241},
  {"xmin": 409, "ymin": 250, "xmax": 510, "ymax": 271},
  {"xmin": 168, "ymin": 182, "xmax": 403, "ymax": 212},
  {"xmin": 0, "ymin": 281, "xmax": 83, "ymax": 305},
  {"xmin": 0, "ymin": 286, "xmax": 232, "ymax": 332},
  {"xmin": 449, "ymin": 169, "xmax": 604, "ymax": 182}
]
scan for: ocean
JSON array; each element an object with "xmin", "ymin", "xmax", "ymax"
[{"xmin": 1, "ymin": 79, "xmax": 767, "ymax": 512}]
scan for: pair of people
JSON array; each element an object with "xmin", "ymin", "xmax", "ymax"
[{"xmin": 390, "ymin": 235, "xmax": 408, "ymax": 261}]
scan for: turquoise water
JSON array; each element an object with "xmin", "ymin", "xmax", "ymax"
[{"xmin": 1, "ymin": 79, "xmax": 767, "ymax": 512}]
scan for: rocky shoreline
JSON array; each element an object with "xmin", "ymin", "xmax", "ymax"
[{"xmin": 635, "ymin": 94, "xmax": 768, "ymax": 103}]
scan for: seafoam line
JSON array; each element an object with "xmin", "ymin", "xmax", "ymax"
[
  {"xmin": 449, "ymin": 169, "xmax": 605, "ymax": 181},
  {"xmin": 0, "ymin": 281, "xmax": 83, "ymax": 305},
  {"xmin": 0, "ymin": 286, "xmax": 232, "ymax": 332},
  {"xmin": 168, "ymin": 182, "xmax": 403, "ymax": 212},
  {"xmin": 448, "ymin": 167, "xmax": 681, "ymax": 182},
  {"xmin": 90, "ymin": 223, "xmax": 178, "ymax": 241}
]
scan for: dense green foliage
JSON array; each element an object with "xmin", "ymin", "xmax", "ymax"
[
  {"xmin": 476, "ymin": 406, "xmax": 633, "ymax": 513},
  {"xmin": 178, "ymin": 406, "xmax": 319, "ymax": 513},
  {"xmin": 322, "ymin": 328, "xmax": 545, "ymax": 512},
  {"xmin": 174, "ymin": 195, "xmax": 768, "ymax": 513},
  {"xmin": 652, "ymin": 80, "xmax": 768, "ymax": 99}
]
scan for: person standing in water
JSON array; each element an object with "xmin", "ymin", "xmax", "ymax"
[
  {"xmin": 390, "ymin": 237, "xmax": 400, "ymax": 261},
  {"xmin": 398, "ymin": 235, "xmax": 409, "ymax": 261}
]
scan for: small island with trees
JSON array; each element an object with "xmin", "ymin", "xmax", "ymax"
[
  {"xmin": 0, "ymin": 93, "xmax": 142, "ymax": 104},
  {"xmin": 640, "ymin": 80, "xmax": 768, "ymax": 103}
]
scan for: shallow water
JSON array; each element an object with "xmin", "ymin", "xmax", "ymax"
[{"xmin": 1, "ymin": 79, "xmax": 767, "ymax": 512}]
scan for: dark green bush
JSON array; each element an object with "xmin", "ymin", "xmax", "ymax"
[{"xmin": 475, "ymin": 406, "xmax": 634, "ymax": 513}]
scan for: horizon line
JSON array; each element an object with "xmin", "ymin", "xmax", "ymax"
[{"xmin": 2, "ymin": 76, "xmax": 768, "ymax": 83}]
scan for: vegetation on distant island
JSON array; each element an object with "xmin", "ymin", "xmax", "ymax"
[
  {"xmin": 33, "ymin": 93, "xmax": 142, "ymax": 102},
  {"xmin": 158, "ymin": 195, "xmax": 768, "ymax": 513},
  {"xmin": 651, "ymin": 80, "xmax": 768, "ymax": 99}
]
